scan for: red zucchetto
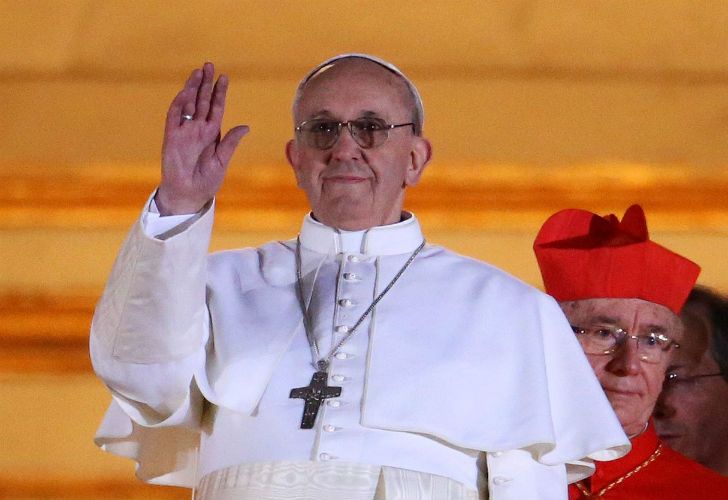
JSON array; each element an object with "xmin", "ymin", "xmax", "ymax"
[{"xmin": 533, "ymin": 205, "xmax": 700, "ymax": 314}]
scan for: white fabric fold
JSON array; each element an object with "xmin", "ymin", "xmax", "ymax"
[{"xmin": 91, "ymin": 194, "xmax": 629, "ymax": 499}]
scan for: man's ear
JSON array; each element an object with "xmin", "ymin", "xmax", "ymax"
[
  {"xmin": 285, "ymin": 139, "xmax": 303, "ymax": 188},
  {"xmin": 404, "ymin": 137, "xmax": 432, "ymax": 187}
]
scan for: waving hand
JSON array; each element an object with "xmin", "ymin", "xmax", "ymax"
[{"xmin": 156, "ymin": 62, "xmax": 249, "ymax": 215}]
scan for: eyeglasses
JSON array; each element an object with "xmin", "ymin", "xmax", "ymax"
[
  {"xmin": 664, "ymin": 371, "xmax": 725, "ymax": 389},
  {"xmin": 295, "ymin": 118, "xmax": 415, "ymax": 150},
  {"xmin": 570, "ymin": 325, "xmax": 680, "ymax": 364}
]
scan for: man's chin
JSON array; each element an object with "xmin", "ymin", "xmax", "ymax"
[{"xmin": 658, "ymin": 433, "xmax": 699, "ymax": 459}]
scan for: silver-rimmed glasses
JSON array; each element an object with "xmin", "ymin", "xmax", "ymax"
[
  {"xmin": 570, "ymin": 325, "xmax": 680, "ymax": 364},
  {"xmin": 295, "ymin": 118, "xmax": 415, "ymax": 150},
  {"xmin": 664, "ymin": 371, "xmax": 725, "ymax": 389}
]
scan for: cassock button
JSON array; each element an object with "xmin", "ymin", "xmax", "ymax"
[
  {"xmin": 335, "ymin": 325, "xmax": 350, "ymax": 333},
  {"xmin": 319, "ymin": 453, "xmax": 332, "ymax": 460},
  {"xmin": 327, "ymin": 400, "xmax": 341, "ymax": 408},
  {"xmin": 323, "ymin": 425, "xmax": 337, "ymax": 432},
  {"xmin": 331, "ymin": 374, "xmax": 345, "ymax": 382},
  {"xmin": 335, "ymin": 352, "xmax": 350, "ymax": 360},
  {"xmin": 492, "ymin": 451, "xmax": 503, "ymax": 458},
  {"xmin": 338, "ymin": 298, "xmax": 354, "ymax": 307},
  {"xmin": 348, "ymin": 255, "xmax": 361, "ymax": 263},
  {"xmin": 492, "ymin": 477, "xmax": 512, "ymax": 486},
  {"xmin": 343, "ymin": 273, "xmax": 360, "ymax": 281}
]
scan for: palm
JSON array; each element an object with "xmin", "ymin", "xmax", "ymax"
[{"xmin": 157, "ymin": 62, "xmax": 249, "ymax": 215}]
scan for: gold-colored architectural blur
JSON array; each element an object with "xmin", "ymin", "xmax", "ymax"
[{"xmin": 1, "ymin": 2, "xmax": 728, "ymax": 497}]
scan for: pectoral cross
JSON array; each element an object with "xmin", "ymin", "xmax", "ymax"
[{"xmin": 290, "ymin": 371, "xmax": 342, "ymax": 429}]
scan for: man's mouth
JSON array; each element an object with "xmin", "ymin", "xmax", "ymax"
[{"xmin": 324, "ymin": 175, "xmax": 367, "ymax": 183}]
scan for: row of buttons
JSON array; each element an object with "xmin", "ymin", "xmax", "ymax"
[
  {"xmin": 318, "ymin": 376, "xmax": 342, "ymax": 459},
  {"xmin": 317, "ymin": 256, "xmax": 363, "ymax": 464},
  {"xmin": 338, "ymin": 261, "xmax": 363, "ymax": 334}
]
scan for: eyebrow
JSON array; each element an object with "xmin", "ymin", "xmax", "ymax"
[
  {"xmin": 306, "ymin": 110, "xmax": 386, "ymax": 121},
  {"xmin": 306, "ymin": 110, "xmax": 335, "ymax": 120},
  {"xmin": 589, "ymin": 315, "xmax": 620, "ymax": 325},
  {"xmin": 588, "ymin": 315, "xmax": 668, "ymax": 333}
]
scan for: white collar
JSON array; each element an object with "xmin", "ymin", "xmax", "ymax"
[{"xmin": 298, "ymin": 212, "xmax": 424, "ymax": 256}]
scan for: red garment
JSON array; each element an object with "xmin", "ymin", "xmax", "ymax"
[{"xmin": 569, "ymin": 422, "xmax": 728, "ymax": 499}]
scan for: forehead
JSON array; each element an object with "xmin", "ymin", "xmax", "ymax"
[
  {"xmin": 295, "ymin": 59, "xmax": 411, "ymax": 120},
  {"xmin": 675, "ymin": 305, "xmax": 712, "ymax": 363},
  {"xmin": 561, "ymin": 297, "xmax": 678, "ymax": 329}
]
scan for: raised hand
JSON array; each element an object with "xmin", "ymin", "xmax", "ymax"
[{"xmin": 156, "ymin": 62, "xmax": 249, "ymax": 215}]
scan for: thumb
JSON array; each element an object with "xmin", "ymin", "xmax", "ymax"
[{"xmin": 217, "ymin": 125, "xmax": 250, "ymax": 167}]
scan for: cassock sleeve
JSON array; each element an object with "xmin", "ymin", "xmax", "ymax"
[{"xmin": 90, "ymin": 193, "xmax": 215, "ymax": 485}]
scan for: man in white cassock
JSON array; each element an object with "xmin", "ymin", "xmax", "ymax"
[{"xmin": 90, "ymin": 54, "xmax": 629, "ymax": 500}]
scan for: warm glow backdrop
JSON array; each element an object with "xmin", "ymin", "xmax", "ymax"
[{"xmin": 2, "ymin": 2, "xmax": 727, "ymax": 497}]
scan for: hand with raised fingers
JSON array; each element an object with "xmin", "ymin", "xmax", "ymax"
[{"xmin": 156, "ymin": 62, "xmax": 249, "ymax": 215}]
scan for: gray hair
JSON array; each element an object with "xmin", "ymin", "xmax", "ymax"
[{"xmin": 292, "ymin": 53, "xmax": 424, "ymax": 135}]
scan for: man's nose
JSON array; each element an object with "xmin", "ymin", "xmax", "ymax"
[
  {"xmin": 606, "ymin": 339, "xmax": 642, "ymax": 376},
  {"xmin": 329, "ymin": 124, "xmax": 362, "ymax": 160}
]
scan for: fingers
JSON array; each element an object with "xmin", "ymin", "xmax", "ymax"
[
  {"xmin": 166, "ymin": 63, "xmax": 228, "ymax": 129},
  {"xmin": 166, "ymin": 68, "xmax": 203, "ymax": 129},
  {"xmin": 208, "ymin": 73, "xmax": 229, "ymax": 126},
  {"xmin": 216, "ymin": 125, "xmax": 250, "ymax": 167},
  {"xmin": 195, "ymin": 62, "xmax": 215, "ymax": 121},
  {"xmin": 181, "ymin": 66, "xmax": 206, "ymax": 120}
]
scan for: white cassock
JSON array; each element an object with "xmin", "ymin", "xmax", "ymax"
[{"xmin": 90, "ymin": 196, "xmax": 629, "ymax": 500}]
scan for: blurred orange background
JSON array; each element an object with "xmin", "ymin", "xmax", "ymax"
[{"xmin": 2, "ymin": 2, "xmax": 728, "ymax": 498}]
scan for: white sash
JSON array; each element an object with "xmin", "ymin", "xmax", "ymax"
[{"xmin": 194, "ymin": 461, "xmax": 484, "ymax": 500}]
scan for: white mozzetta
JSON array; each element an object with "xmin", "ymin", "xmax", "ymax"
[{"xmin": 90, "ymin": 194, "xmax": 629, "ymax": 500}]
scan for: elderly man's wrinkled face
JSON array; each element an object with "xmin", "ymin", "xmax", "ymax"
[
  {"xmin": 286, "ymin": 59, "xmax": 431, "ymax": 231},
  {"xmin": 560, "ymin": 298, "xmax": 681, "ymax": 436},
  {"xmin": 654, "ymin": 306, "xmax": 728, "ymax": 472}
]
